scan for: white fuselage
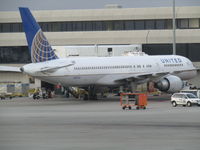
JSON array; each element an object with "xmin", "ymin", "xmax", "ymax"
[{"xmin": 22, "ymin": 55, "xmax": 197, "ymax": 87}]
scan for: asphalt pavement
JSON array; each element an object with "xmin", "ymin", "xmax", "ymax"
[{"xmin": 0, "ymin": 96, "xmax": 200, "ymax": 150}]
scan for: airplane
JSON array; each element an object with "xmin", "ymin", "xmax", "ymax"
[{"xmin": 19, "ymin": 7, "xmax": 197, "ymax": 99}]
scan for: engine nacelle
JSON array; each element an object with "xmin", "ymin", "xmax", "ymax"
[{"xmin": 155, "ymin": 75, "xmax": 184, "ymax": 93}]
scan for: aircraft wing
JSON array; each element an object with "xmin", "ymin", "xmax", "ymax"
[
  {"xmin": 114, "ymin": 68, "xmax": 198, "ymax": 84},
  {"xmin": 114, "ymin": 72, "xmax": 169, "ymax": 84},
  {"xmin": 0, "ymin": 66, "xmax": 21, "ymax": 72},
  {"xmin": 96, "ymin": 71, "xmax": 169, "ymax": 85},
  {"xmin": 173, "ymin": 68, "xmax": 198, "ymax": 74},
  {"xmin": 40, "ymin": 63, "xmax": 74, "ymax": 73}
]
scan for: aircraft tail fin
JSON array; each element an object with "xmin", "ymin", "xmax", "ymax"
[{"xmin": 19, "ymin": 7, "xmax": 58, "ymax": 63}]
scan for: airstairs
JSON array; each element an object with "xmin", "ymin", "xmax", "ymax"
[{"xmin": 66, "ymin": 87, "xmax": 88, "ymax": 99}]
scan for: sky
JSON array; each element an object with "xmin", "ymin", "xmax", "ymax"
[{"xmin": 0, "ymin": 0, "xmax": 200, "ymax": 11}]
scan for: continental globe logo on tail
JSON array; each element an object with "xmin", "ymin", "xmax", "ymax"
[
  {"xmin": 31, "ymin": 29, "xmax": 58, "ymax": 63},
  {"xmin": 160, "ymin": 58, "xmax": 182, "ymax": 64}
]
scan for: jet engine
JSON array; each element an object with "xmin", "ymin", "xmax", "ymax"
[{"xmin": 155, "ymin": 75, "xmax": 184, "ymax": 93}]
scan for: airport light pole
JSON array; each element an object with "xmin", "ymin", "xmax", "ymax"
[{"xmin": 172, "ymin": 0, "xmax": 176, "ymax": 55}]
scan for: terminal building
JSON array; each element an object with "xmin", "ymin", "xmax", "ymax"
[{"xmin": 0, "ymin": 6, "xmax": 200, "ymax": 90}]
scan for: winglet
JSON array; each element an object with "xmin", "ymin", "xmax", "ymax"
[{"xmin": 19, "ymin": 7, "xmax": 58, "ymax": 63}]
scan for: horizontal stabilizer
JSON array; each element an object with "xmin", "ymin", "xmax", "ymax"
[{"xmin": 0, "ymin": 66, "xmax": 21, "ymax": 72}]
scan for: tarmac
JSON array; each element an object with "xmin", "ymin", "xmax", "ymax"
[{"xmin": 0, "ymin": 96, "xmax": 200, "ymax": 150}]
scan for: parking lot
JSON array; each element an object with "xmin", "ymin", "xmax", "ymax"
[{"xmin": 0, "ymin": 96, "xmax": 200, "ymax": 150}]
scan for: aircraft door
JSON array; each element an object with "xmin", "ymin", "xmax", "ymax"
[
  {"xmin": 130, "ymin": 63, "xmax": 136, "ymax": 73},
  {"xmin": 155, "ymin": 62, "xmax": 163, "ymax": 72}
]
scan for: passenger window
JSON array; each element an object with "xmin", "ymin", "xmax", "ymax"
[
  {"xmin": 174, "ymin": 94, "xmax": 179, "ymax": 98},
  {"xmin": 180, "ymin": 95, "xmax": 186, "ymax": 99}
]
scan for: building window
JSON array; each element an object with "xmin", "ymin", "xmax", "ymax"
[
  {"xmin": 106, "ymin": 21, "xmax": 113, "ymax": 30},
  {"xmin": 145, "ymin": 20, "xmax": 155, "ymax": 29},
  {"xmin": 113, "ymin": 21, "xmax": 124, "ymax": 30},
  {"xmin": 165, "ymin": 19, "xmax": 172, "ymax": 29},
  {"xmin": 143, "ymin": 43, "xmax": 200, "ymax": 62},
  {"xmin": 72, "ymin": 22, "xmax": 82, "ymax": 31},
  {"xmin": 0, "ymin": 46, "xmax": 31, "ymax": 63},
  {"xmin": 66, "ymin": 22, "xmax": 73, "ymax": 31},
  {"xmin": 1, "ymin": 23, "xmax": 11, "ymax": 32},
  {"xmin": 124, "ymin": 21, "xmax": 134, "ymax": 30},
  {"xmin": 177, "ymin": 19, "xmax": 189, "ymax": 29},
  {"xmin": 156, "ymin": 20, "xmax": 165, "ymax": 29},
  {"xmin": 135, "ymin": 20, "xmax": 144, "ymax": 30},
  {"xmin": 1, "ymin": 18, "xmax": 200, "ymax": 33},
  {"xmin": 188, "ymin": 43, "xmax": 200, "ymax": 61},
  {"xmin": 189, "ymin": 18, "xmax": 199, "ymax": 28},
  {"xmin": 143, "ymin": 44, "xmax": 172, "ymax": 55},
  {"xmin": 82, "ymin": 22, "xmax": 93, "ymax": 31},
  {"xmin": 93, "ymin": 21, "xmax": 106, "ymax": 31},
  {"xmin": 60, "ymin": 22, "xmax": 67, "ymax": 31},
  {"xmin": 40, "ymin": 22, "xmax": 50, "ymax": 31},
  {"xmin": 11, "ymin": 23, "xmax": 22, "ymax": 32},
  {"xmin": 51, "ymin": 22, "xmax": 61, "ymax": 31}
]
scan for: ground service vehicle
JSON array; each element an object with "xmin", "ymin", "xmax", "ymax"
[
  {"xmin": 120, "ymin": 93, "xmax": 147, "ymax": 110},
  {"xmin": 171, "ymin": 93, "xmax": 200, "ymax": 107}
]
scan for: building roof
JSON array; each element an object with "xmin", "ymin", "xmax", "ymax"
[{"xmin": 0, "ymin": 6, "xmax": 200, "ymax": 23}]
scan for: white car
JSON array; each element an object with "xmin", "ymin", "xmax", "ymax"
[{"xmin": 171, "ymin": 93, "xmax": 200, "ymax": 107}]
